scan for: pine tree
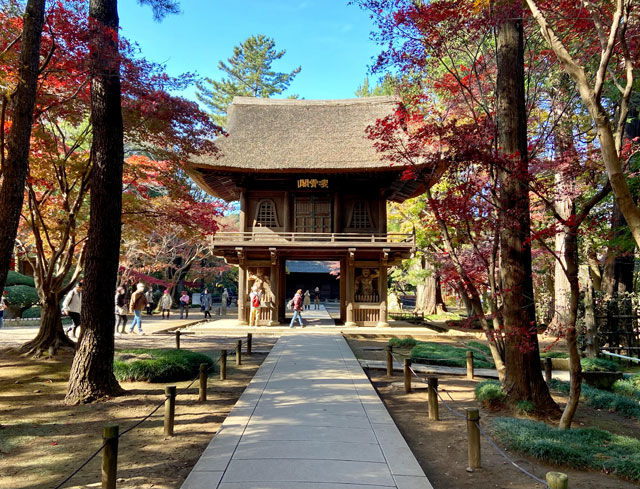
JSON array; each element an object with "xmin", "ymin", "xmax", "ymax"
[{"xmin": 196, "ymin": 34, "xmax": 301, "ymax": 126}]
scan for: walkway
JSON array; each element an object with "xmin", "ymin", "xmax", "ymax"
[{"xmin": 180, "ymin": 333, "xmax": 434, "ymax": 489}]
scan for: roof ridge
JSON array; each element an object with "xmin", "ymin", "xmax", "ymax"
[{"xmin": 230, "ymin": 96, "xmax": 400, "ymax": 106}]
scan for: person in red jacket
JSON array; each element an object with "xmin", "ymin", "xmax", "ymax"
[{"xmin": 289, "ymin": 289, "xmax": 305, "ymax": 328}]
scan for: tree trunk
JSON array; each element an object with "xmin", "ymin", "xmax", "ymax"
[
  {"xmin": 602, "ymin": 204, "xmax": 635, "ymax": 296},
  {"xmin": 66, "ymin": 0, "xmax": 125, "ymax": 403},
  {"xmin": 19, "ymin": 294, "xmax": 75, "ymax": 355},
  {"xmin": 455, "ymin": 281, "xmax": 474, "ymax": 317},
  {"xmin": 415, "ymin": 256, "xmax": 439, "ymax": 315},
  {"xmin": 0, "ymin": 0, "xmax": 46, "ymax": 293},
  {"xmin": 496, "ymin": 2, "xmax": 558, "ymax": 413}
]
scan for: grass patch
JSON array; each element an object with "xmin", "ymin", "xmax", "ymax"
[
  {"xmin": 581, "ymin": 357, "xmax": 620, "ymax": 372},
  {"xmin": 540, "ymin": 351, "xmax": 569, "ymax": 359},
  {"xmin": 467, "ymin": 341, "xmax": 491, "ymax": 357},
  {"xmin": 491, "ymin": 417, "xmax": 640, "ymax": 480},
  {"xmin": 515, "ymin": 400, "xmax": 536, "ymax": 415},
  {"xmin": 475, "ymin": 379, "xmax": 505, "ymax": 407},
  {"xmin": 410, "ymin": 341, "xmax": 494, "ymax": 368},
  {"xmin": 550, "ymin": 379, "xmax": 640, "ymax": 419},
  {"xmin": 114, "ymin": 349, "xmax": 215, "ymax": 383},
  {"xmin": 613, "ymin": 375, "xmax": 640, "ymax": 399},
  {"xmin": 388, "ymin": 337, "xmax": 418, "ymax": 349}
]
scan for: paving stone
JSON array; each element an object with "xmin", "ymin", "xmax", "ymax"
[{"xmin": 233, "ymin": 439, "xmax": 385, "ymax": 462}]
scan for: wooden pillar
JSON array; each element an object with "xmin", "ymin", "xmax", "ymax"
[
  {"xmin": 284, "ymin": 191, "xmax": 291, "ymax": 233},
  {"xmin": 339, "ymin": 257, "xmax": 347, "ymax": 324},
  {"xmin": 239, "ymin": 190, "xmax": 247, "ymax": 233},
  {"xmin": 377, "ymin": 253, "xmax": 389, "ymax": 327},
  {"xmin": 237, "ymin": 264, "xmax": 247, "ymax": 324},
  {"xmin": 379, "ymin": 193, "xmax": 387, "ymax": 234},
  {"xmin": 333, "ymin": 192, "xmax": 341, "ymax": 234},
  {"xmin": 277, "ymin": 258, "xmax": 286, "ymax": 323},
  {"xmin": 345, "ymin": 249, "xmax": 356, "ymax": 327},
  {"xmin": 269, "ymin": 251, "xmax": 280, "ymax": 325}
]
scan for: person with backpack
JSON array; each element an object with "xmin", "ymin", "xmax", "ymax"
[
  {"xmin": 289, "ymin": 288, "xmax": 305, "ymax": 328},
  {"xmin": 114, "ymin": 286, "xmax": 127, "ymax": 335},
  {"xmin": 249, "ymin": 285, "xmax": 260, "ymax": 327},
  {"xmin": 62, "ymin": 280, "xmax": 83, "ymax": 338},
  {"xmin": 129, "ymin": 283, "xmax": 148, "ymax": 335},
  {"xmin": 179, "ymin": 290, "xmax": 190, "ymax": 319}
]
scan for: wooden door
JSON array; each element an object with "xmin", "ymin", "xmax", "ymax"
[{"xmin": 294, "ymin": 196, "xmax": 331, "ymax": 233}]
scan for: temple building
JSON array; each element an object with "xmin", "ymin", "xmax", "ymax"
[{"xmin": 187, "ymin": 96, "xmax": 433, "ymax": 326}]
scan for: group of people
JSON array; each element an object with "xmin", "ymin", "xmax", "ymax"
[
  {"xmin": 302, "ymin": 287, "xmax": 321, "ymax": 310},
  {"xmin": 248, "ymin": 285, "xmax": 321, "ymax": 328}
]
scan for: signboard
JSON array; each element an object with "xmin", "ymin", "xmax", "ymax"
[{"xmin": 297, "ymin": 178, "xmax": 329, "ymax": 189}]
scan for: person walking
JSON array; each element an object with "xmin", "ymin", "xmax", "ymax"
[
  {"xmin": 179, "ymin": 290, "xmax": 190, "ymax": 319},
  {"xmin": 303, "ymin": 290, "xmax": 311, "ymax": 310},
  {"xmin": 289, "ymin": 289, "xmax": 305, "ymax": 328},
  {"xmin": 62, "ymin": 280, "xmax": 83, "ymax": 338},
  {"xmin": 314, "ymin": 286, "xmax": 320, "ymax": 310},
  {"xmin": 159, "ymin": 289, "xmax": 173, "ymax": 319},
  {"xmin": 129, "ymin": 283, "xmax": 147, "ymax": 335},
  {"xmin": 0, "ymin": 290, "xmax": 8, "ymax": 329},
  {"xmin": 221, "ymin": 288, "xmax": 229, "ymax": 315},
  {"xmin": 249, "ymin": 285, "xmax": 260, "ymax": 327},
  {"xmin": 114, "ymin": 286, "xmax": 128, "ymax": 335},
  {"xmin": 202, "ymin": 288, "xmax": 212, "ymax": 319},
  {"xmin": 145, "ymin": 288, "xmax": 154, "ymax": 315}
]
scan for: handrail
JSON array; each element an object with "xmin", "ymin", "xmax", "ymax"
[{"xmin": 211, "ymin": 231, "xmax": 415, "ymax": 244}]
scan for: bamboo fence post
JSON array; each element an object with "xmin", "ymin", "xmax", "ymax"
[
  {"xmin": 175, "ymin": 330, "xmax": 181, "ymax": 349},
  {"xmin": 220, "ymin": 350, "xmax": 227, "ymax": 380},
  {"xmin": 247, "ymin": 333, "xmax": 252, "ymax": 355},
  {"xmin": 466, "ymin": 351, "xmax": 474, "ymax": 380},
  {"xmin": 403, "ymin": 358, "xmax": 412, "ymax": 393},
  {"xmin": 236, "ymin": 339, "xmax": 242, "ymax": 366},
  {"xmin": 101, "ymin": 424, "xmax": 119, "ymax": 489},
  {"xmin": 198, "ymin": 363, "xmax": 208, "ymax": 402},
  {"xmin": 164, "ymin": 386, "xmax": 176, "ymax": 437},
  {"xmin": 546, "ymin": 472, "xmax": 568, "ymax": 489},
  {"xmin": 427, "ymin": 377, "xmax": 439, "ymax": 421},
  {"xmin": 386, "ymin": 345, "xmax": 393, "ymax": 376},
  {"xmin": 466, "ymin": 408, "xmax": 481, "ymax": 469}
]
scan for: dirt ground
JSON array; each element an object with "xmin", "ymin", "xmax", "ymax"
[
  {"xmin": 347, "ymin": 334, "xmax": 640, "ymax": 489},
  {"xmin": 0, "ymin": 335, "xmax": 275, "ymax": 489}
]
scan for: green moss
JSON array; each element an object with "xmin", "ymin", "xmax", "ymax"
[
  {"xmin": 491, "ymin": 417, "xmax": 640, "ymax": 480},
  {"xmin": 388, "ymin": 337, "xmax": 418, "ymax": 348},
  {"xmin": 410, "ymin": 341, "xmax": 494, "ymax": 368},
  {"xmin": 114, "ymin": 349, "xmax": 215, "ymax": 383},
  {"xmin": 475, "ymin": 379, "xmax": 504, "ymax": 406}
]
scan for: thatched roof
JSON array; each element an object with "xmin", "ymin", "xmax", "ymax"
[{"xmin": 190, "ymin": 96, "xmax": 401, "ymax": 172}]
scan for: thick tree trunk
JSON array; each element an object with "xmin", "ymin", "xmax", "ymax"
[
  {"xmin": 580, "ymin": 264, "xmax": 598, "ymax": 358},
  {"xmin": 455, "ymin": 281, "xmax": 474, "ymax": 317},
  {"xmin": 0, "ymin": 0, "xmax": 46, "ymax": 293},
  {"xmin": 19, "ymin": 295, "xmax": 75, "ymax": 355},
  {"xmin": 602, "ymin": 204, "xmax": 636, "ymax": 296},
  {"xmin": 415, "ymin": 256, "xmax": 445, "ymax": 315},
  {"xmin": 66, "ymin": 0, "xmax": 125, "ymax": 403},
  {"xmin": 496, "ymin": 3, "xmax": 557, "ymax": 413}
]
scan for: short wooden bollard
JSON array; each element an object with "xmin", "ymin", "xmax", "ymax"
[
  {"xmin": 403, "ymin": 358, "xmax": 412, "ymax": 393},
  {"xmin": 220, "ymin": 350, "xmax": 227, "ymax": 380},
  {"xmin": 544, "ymin": 357, "xmax": 552, "ymax": 383},
  {"xmin": 247, "ymin": 333, "xmax": 252, "ymax": 355},
  {"xmin": 546, "ymin": 471, "xmax": 568, "ymax": 489},
  {"xmin": 466, "ymin": 408, "xmax": 481, "ymax": 469},
  {"xmin": 164, "ymin": 386, "xmax": 176, "ymax": 437},
  {"xmin": 198, "ymin": 363, "xmax": 208, "ymax": 402},
  {"xmin": 386, "ymin": 345, "xmax": 393, "ymax": 376},
  {"xmin": 175, "ymin": 330, "xmax": 181, "ymax": 349},
  {"xmin": 427, "ymin": 377, "xmax": 439, "ymax": 421},
  {"xmin": 466, "ymin": 351, "xmax": 474, "ymax": 380},
  {"xmin": 101, "ymin": 424, "xmax": 119, "ymax": 489},
  {"xmin": 236, "ymin": 340, "xmax": 242, "ymax": 366}
]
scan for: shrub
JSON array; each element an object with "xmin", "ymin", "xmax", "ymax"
[
  {"xmin": 5, "ymin": 271, "xmax": 35, "ymax": 287},
  {"xmin": 613, "ymin": 375, "xmax": 640, "ymax": 399},
  {"xmin": 410, "ymin": 341, "xmax": 494, "ymax": 368},
  {"xmin": 114, "ymin": 349, "xmax": 215, "ymax": 383},
  {"xmin": 475, "ymin": 380, "xmax": 504, "ymax": 406},
  {"xmin": 388, "ymin": 337, "xmax": 417, "ymax": 348},
  {"xmin": 491, "ymin": 417, "xmax": 640, "ymax": 480},
  {"xmin": 22, "ymin": 306, "xmax": 41, "ymax": 318},
  {"xmin": 540, "ymin": 351, "xmax": 569, "ymax": 359},
  {"xmin": 516, "ymin": 400, "xmax": 536, "ymax": 415},
  {"xmin": 581, "ymin": 357, "xmax": 620, "ymax": 372},
  {"xmin": 5, "ymin": 285, "xmax": 39, "ymax": 312}
]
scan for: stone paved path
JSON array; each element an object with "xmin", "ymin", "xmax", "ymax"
[{"xmin": 180, "ymin": 333, "xmax": 434, "ymax": 489}]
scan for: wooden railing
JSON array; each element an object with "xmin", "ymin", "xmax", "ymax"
[{"xmin": 212, "ymin": 231, "xmax": 415, "ymax": 245}]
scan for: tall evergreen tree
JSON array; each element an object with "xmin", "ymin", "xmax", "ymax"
[{"xmin": 196, "ymin": 34, "xmax": 301, "ymax": 126}]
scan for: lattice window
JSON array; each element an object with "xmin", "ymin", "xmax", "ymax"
[
  {"xmin": 255, "ymin": 199, "xmax": 279, "ymax": 227},
  {"xmin": 349, "ymin": 200, "xmax": 373, "ymax": 228}
]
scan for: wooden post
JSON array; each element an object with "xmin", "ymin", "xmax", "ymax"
[
  {"xmin": 466, "ymin": 351, "xmax": 474, "ymax": 380},
  {"xmin": 198, "ymin": 363, "xmax": 208, "ymax": 402},
  {"xmin": 427, "ymin": 377, "xmax": 439, "ymax": 421},
  {"xmin": 466, "ymin": 408, "xmax": 481, "ymax": 469},
  {"xmin": 175, "ymin": 330, "xmax": 181, "ymax": 349},
  {"xmin": 220, "ymin": 350, "xmax": 227, "ymax": 380},
  {"xmin": 247, "ymin": 333, "xmax": 252, "ymax": 355},
  {"xmin": 385, "ymin": 345, "xmax": 393, "ymax": 376},
  {"xmin": 403, "ymin": 358, "xmax": 412, "ymax": 393},
  {"xmin": 236, "ymin": 339, "xmax": 242, "ymax": 366},
  {"xmin": 544, "ymin": 357, "xmax": 552, "ymax": 383},
  {"xmin": 238, "ymin": 265, "xmax": 247, "ymax": 324},
  {"xmin": 546, "ymin": 472, "xmax": 568, "ymax": 489},
  {"xmin": 164, "ymin": 386, "xmax": 176, "ymax": 437},
  {"xmin": 101, "ymin": 424, "xmax": 118, "ymax": 489}
]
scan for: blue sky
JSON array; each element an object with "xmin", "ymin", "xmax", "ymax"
[{"xmin": 119, "ymin": 1, "xmax": 383, "ymax": 103}]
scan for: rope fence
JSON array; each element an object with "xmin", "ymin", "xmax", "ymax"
[
  {"xmin": 52, "ymin": 333, "xmax": 254, "ymax": 489},
  {"xmin": 388, "ymin": 348, "xmax": 560, "ymax": 489}
]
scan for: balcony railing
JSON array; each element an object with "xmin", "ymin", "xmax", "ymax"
[{"xmin": 211, "ymin": 231, "xmax": 415, "ymax": 246}]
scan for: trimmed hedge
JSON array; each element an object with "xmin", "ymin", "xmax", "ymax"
[
  {"xmin": 6, "ymin": 270, "xmax": 35, "ymax": 287},
  {"xmin": 114, "ymin": 349, "xmax": 215, "ymax": 383},
  {"xmin": 491, "ymin": 417, "xmax": 640, "ymax": 480},
  {"xmin": 581, "ymin": 357, "xmax": 620, "ymax": 372},
  {"xmin": 5, "ymin": 285, "xmax": 39, "ymax": 310},
  {"xmin": 22, "ymin": 306, "xmax": 41, "ymax": 318},
  {"xmin": 410, "ymin": 341, "xmax": 494, "ymax": 368}
]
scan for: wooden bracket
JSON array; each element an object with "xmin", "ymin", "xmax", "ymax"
[
  {"xmin": 235, "ymin": 247, "xmax": 245, "ymax": 265},
  {"xmin": 269, "ymin": 247, "xmax": 277, "ymax": 265},
  {"xmin": 382, "ymin": 248, "xmax": 390, "ymax": 266},
  {"xmin": 348, "ymin": 248, "xmax": 356, "ymax": 266}
]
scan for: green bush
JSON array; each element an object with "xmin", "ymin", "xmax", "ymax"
[
  {"xmin": 5, "ymin": 270, "xmax": 35, "ymax": 287},
  {"xmin": 475, "ymin": 380, "xmax": 505, "ymax": 406},
  {"xmin": 613, "ymin": 375, "xmax": 640, "ymax": 399},
  {"xmin": 581, "ymin": 357, "xmax": 620, "ymax": 372},
  {"xmin": 540, "ymin": 351, "xmax": 569, "ymax": 359},
  {"xmin": 388, "ymin": 337, "xmax": 417, "ymax": 348},
  {"xmin": 5, "ymin": 285, "xmax": 39, "ymax": 310},
  {"xmin": 491, "ymin": 417, "xmax": 640, "ymax": 480},
  {"xmin": 22, "ymin": 306, "xmax": 41, "ymax": 318},
  {"xmin": 516, "ymin": 400, "xmax": 536, "ymax": 415},
  {"xmin": 114, "ymin": 349, "xmax": 215, "ymax": 383},
  {"xmin": 550, "ymin": 379, "xmax": 640, "ymax": 419},
  {"xmin": 467, "ymin": 341, "xmax": 491, "ymax": 357},
  {"xmin": 410, "ymin": 341, "xmax": 494, "ymax": 368}
]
